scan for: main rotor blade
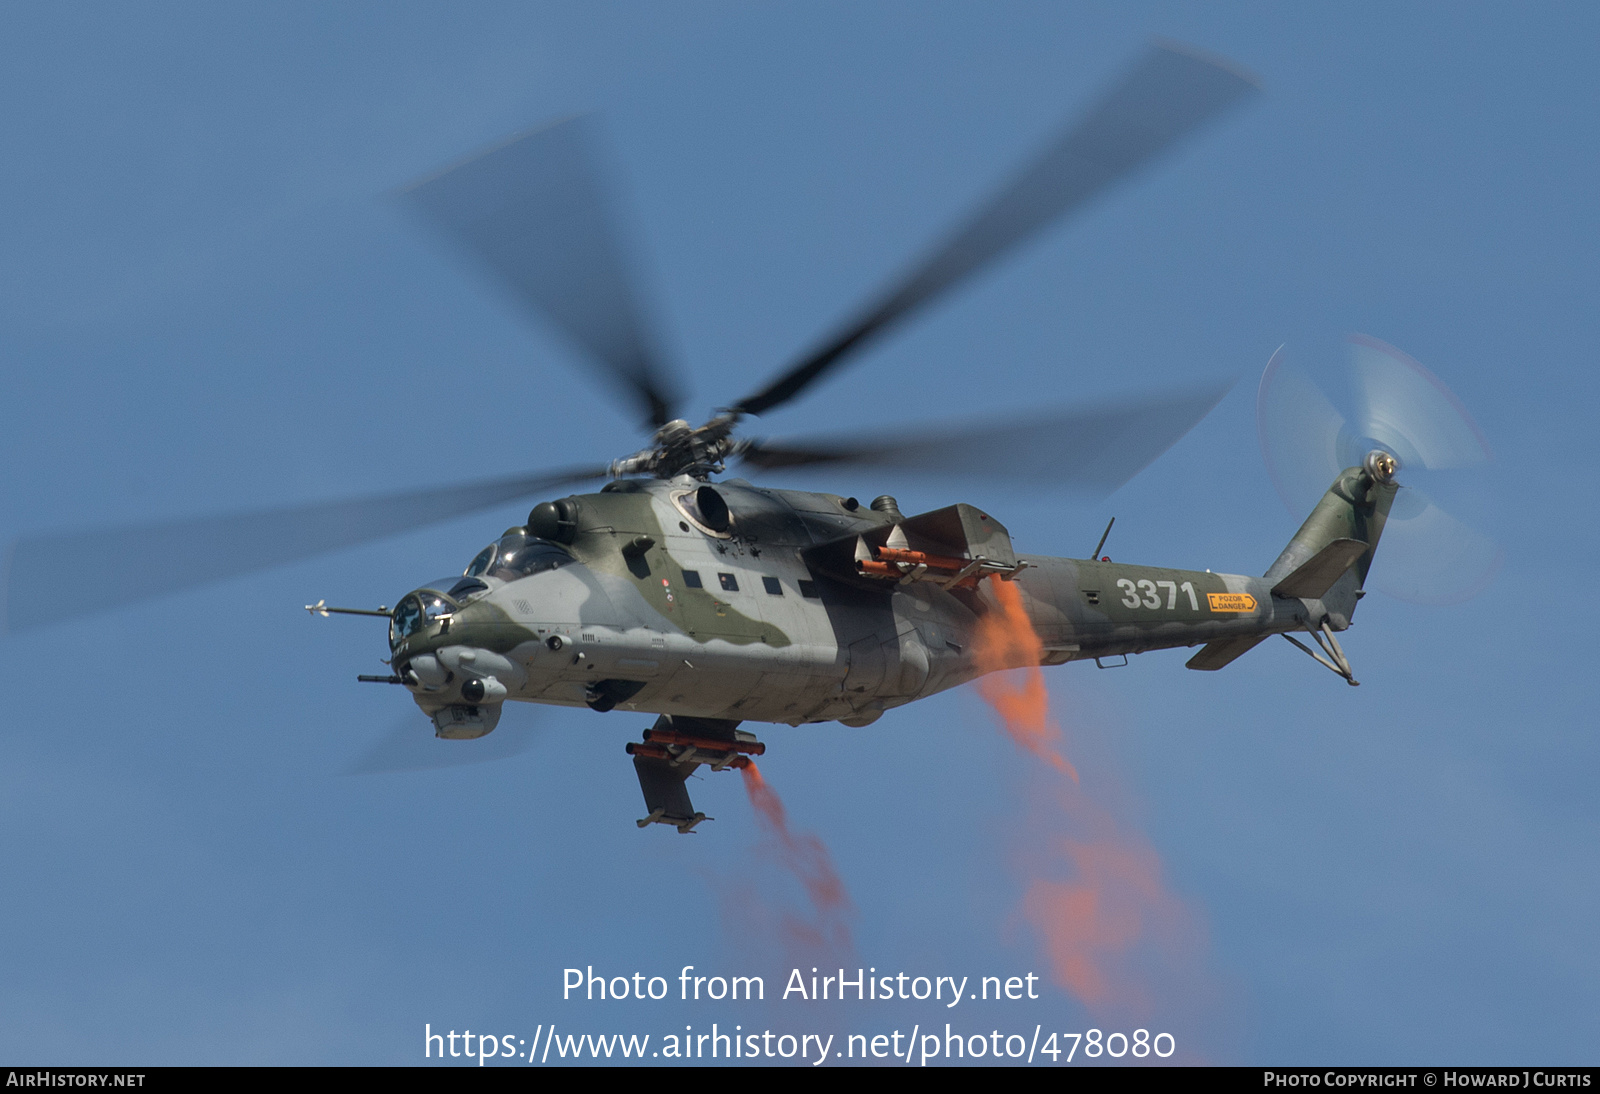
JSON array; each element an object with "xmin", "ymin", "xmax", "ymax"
[
  {"xmin": 406, "ymin": 117, "xmax": 682, "ymax": 428},
  {"xmin": 4, "ymin": 466, "xmax": 606, "ymax": 632},
  {"xmin": 739, "ymin": 380, "xmax": 1231, "ymax": 494},
  {"xmin": 733, "ymin": 43, "xmax": 1257, "ymax": 417}
]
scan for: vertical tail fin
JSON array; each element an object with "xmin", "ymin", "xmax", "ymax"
[{"xmin": 1264, "ymin": 452, "xmax": 1399, "ymax": 627}]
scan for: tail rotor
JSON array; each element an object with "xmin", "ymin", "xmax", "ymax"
[{"xmin": 1257, "ymin": 335, "xmax": 1501, "ymax": 604}]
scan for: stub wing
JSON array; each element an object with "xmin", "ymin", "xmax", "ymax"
[
  {"xmin": 626, "ymin": 717, "xmax": 765, "ymax": 834},
  {"xmin": 631, "ymin": 756, "xmax": 705, "ymax": 834}
]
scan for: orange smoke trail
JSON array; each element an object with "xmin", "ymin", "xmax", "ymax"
[
  {"xmin": 972, "ymin": 575, "xmax": 1078, "ymax": 781},
  {"xmin": 971, "ymin": 575, "xmax": 1204, "ymax": 1023},
  {"xmin": 738, "ymin": 761, "xmax": 854, "ymax": 954},
  {"xmin": 1019, "ymin": 836, "xmax": 1185, "ymax": 1010}
]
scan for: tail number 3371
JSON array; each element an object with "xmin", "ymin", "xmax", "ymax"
[{"xmin": 1117, "ymin": 579, "xmax": 1199, "ymax": 611}]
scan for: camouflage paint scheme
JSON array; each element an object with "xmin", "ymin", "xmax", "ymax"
[{"xmin": 388, "ymin": 463, "xmax": 1397, "ymax": 739}]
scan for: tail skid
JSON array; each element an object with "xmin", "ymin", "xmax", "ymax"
[{"xmin": 1282, "ymin": 620, "xmax": 1360, "ymax": 686}]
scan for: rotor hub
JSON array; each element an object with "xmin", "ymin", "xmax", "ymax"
[{"xmin": 1363, "ymin": 449, "xmax": 1399, "ymax": 484}]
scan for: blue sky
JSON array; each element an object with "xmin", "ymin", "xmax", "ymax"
[{"xmin": 1, "ymin": 2, "xmax": 1595, "ymax": 1065}]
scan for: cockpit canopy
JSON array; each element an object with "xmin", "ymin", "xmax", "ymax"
[
  {"xmin": 463, "ymin": 531, "xmax": 574, "ymax": 584},
  {"xmin": 389, "ymin": 534, "xmax": 574, "ymax": 648},
  {"xmin": 389, "ymin": 590, "xmax": 456, "ymax": 646}
]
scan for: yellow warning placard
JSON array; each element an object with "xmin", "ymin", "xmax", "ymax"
[{"xmin": 1206, "ymin": 592, "xmax": 1258, "ymax": 613}]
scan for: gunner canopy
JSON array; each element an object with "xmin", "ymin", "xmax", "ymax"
[{"xmin": 388, "ymin": 591, "xmax": 455, "ymax": 646}]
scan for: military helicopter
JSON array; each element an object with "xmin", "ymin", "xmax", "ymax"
[{"xmin": 6, "ymin": 44, "xmax": 1487, "ymax": 833}]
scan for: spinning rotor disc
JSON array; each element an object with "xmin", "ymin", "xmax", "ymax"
[
  {"xmin": 1257, "ymin": 336, "xmax": 1501, "ymax": 605},
  {"xmin": 5, "ymin": 41, "xmax": 1260, "ymax": 634}
]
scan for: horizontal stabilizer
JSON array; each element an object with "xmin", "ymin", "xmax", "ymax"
[
  {"xmin": 1186, "ymin": 634, "xmax": 1268, "ymax": 671},
  {"xmin": 1271, "ymin": 537, "xmax": 1369, "ymax": 600}
]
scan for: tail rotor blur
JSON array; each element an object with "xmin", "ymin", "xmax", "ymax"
[{"xmin": 1257, "ymin": 336, "xmax": 1501, "ymax": 604}]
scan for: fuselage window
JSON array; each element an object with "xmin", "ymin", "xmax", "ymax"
[
  {"xmin": 762, "ymin": 576, "xmax": 783, "ymax": 595},
  {"xmin": 718, "ymin": 572, "xmax": 739, "ymax": 592},
  {"xmin": 798, "ymin": 580, "xmax": 820, "ymax": 599},
  {"xmin": 681, "ymin": 570, "xmax": 703, "ymax": 589}
]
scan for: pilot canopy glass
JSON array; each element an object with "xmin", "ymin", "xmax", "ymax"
[{"xmin": 463, "ymin": 532, "xmax": 574, "ymax": 583}]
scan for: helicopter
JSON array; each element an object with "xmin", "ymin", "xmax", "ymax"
[{"xmin": 6, "ymin": 43, "xmax": 1486, "ymax": 834}]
